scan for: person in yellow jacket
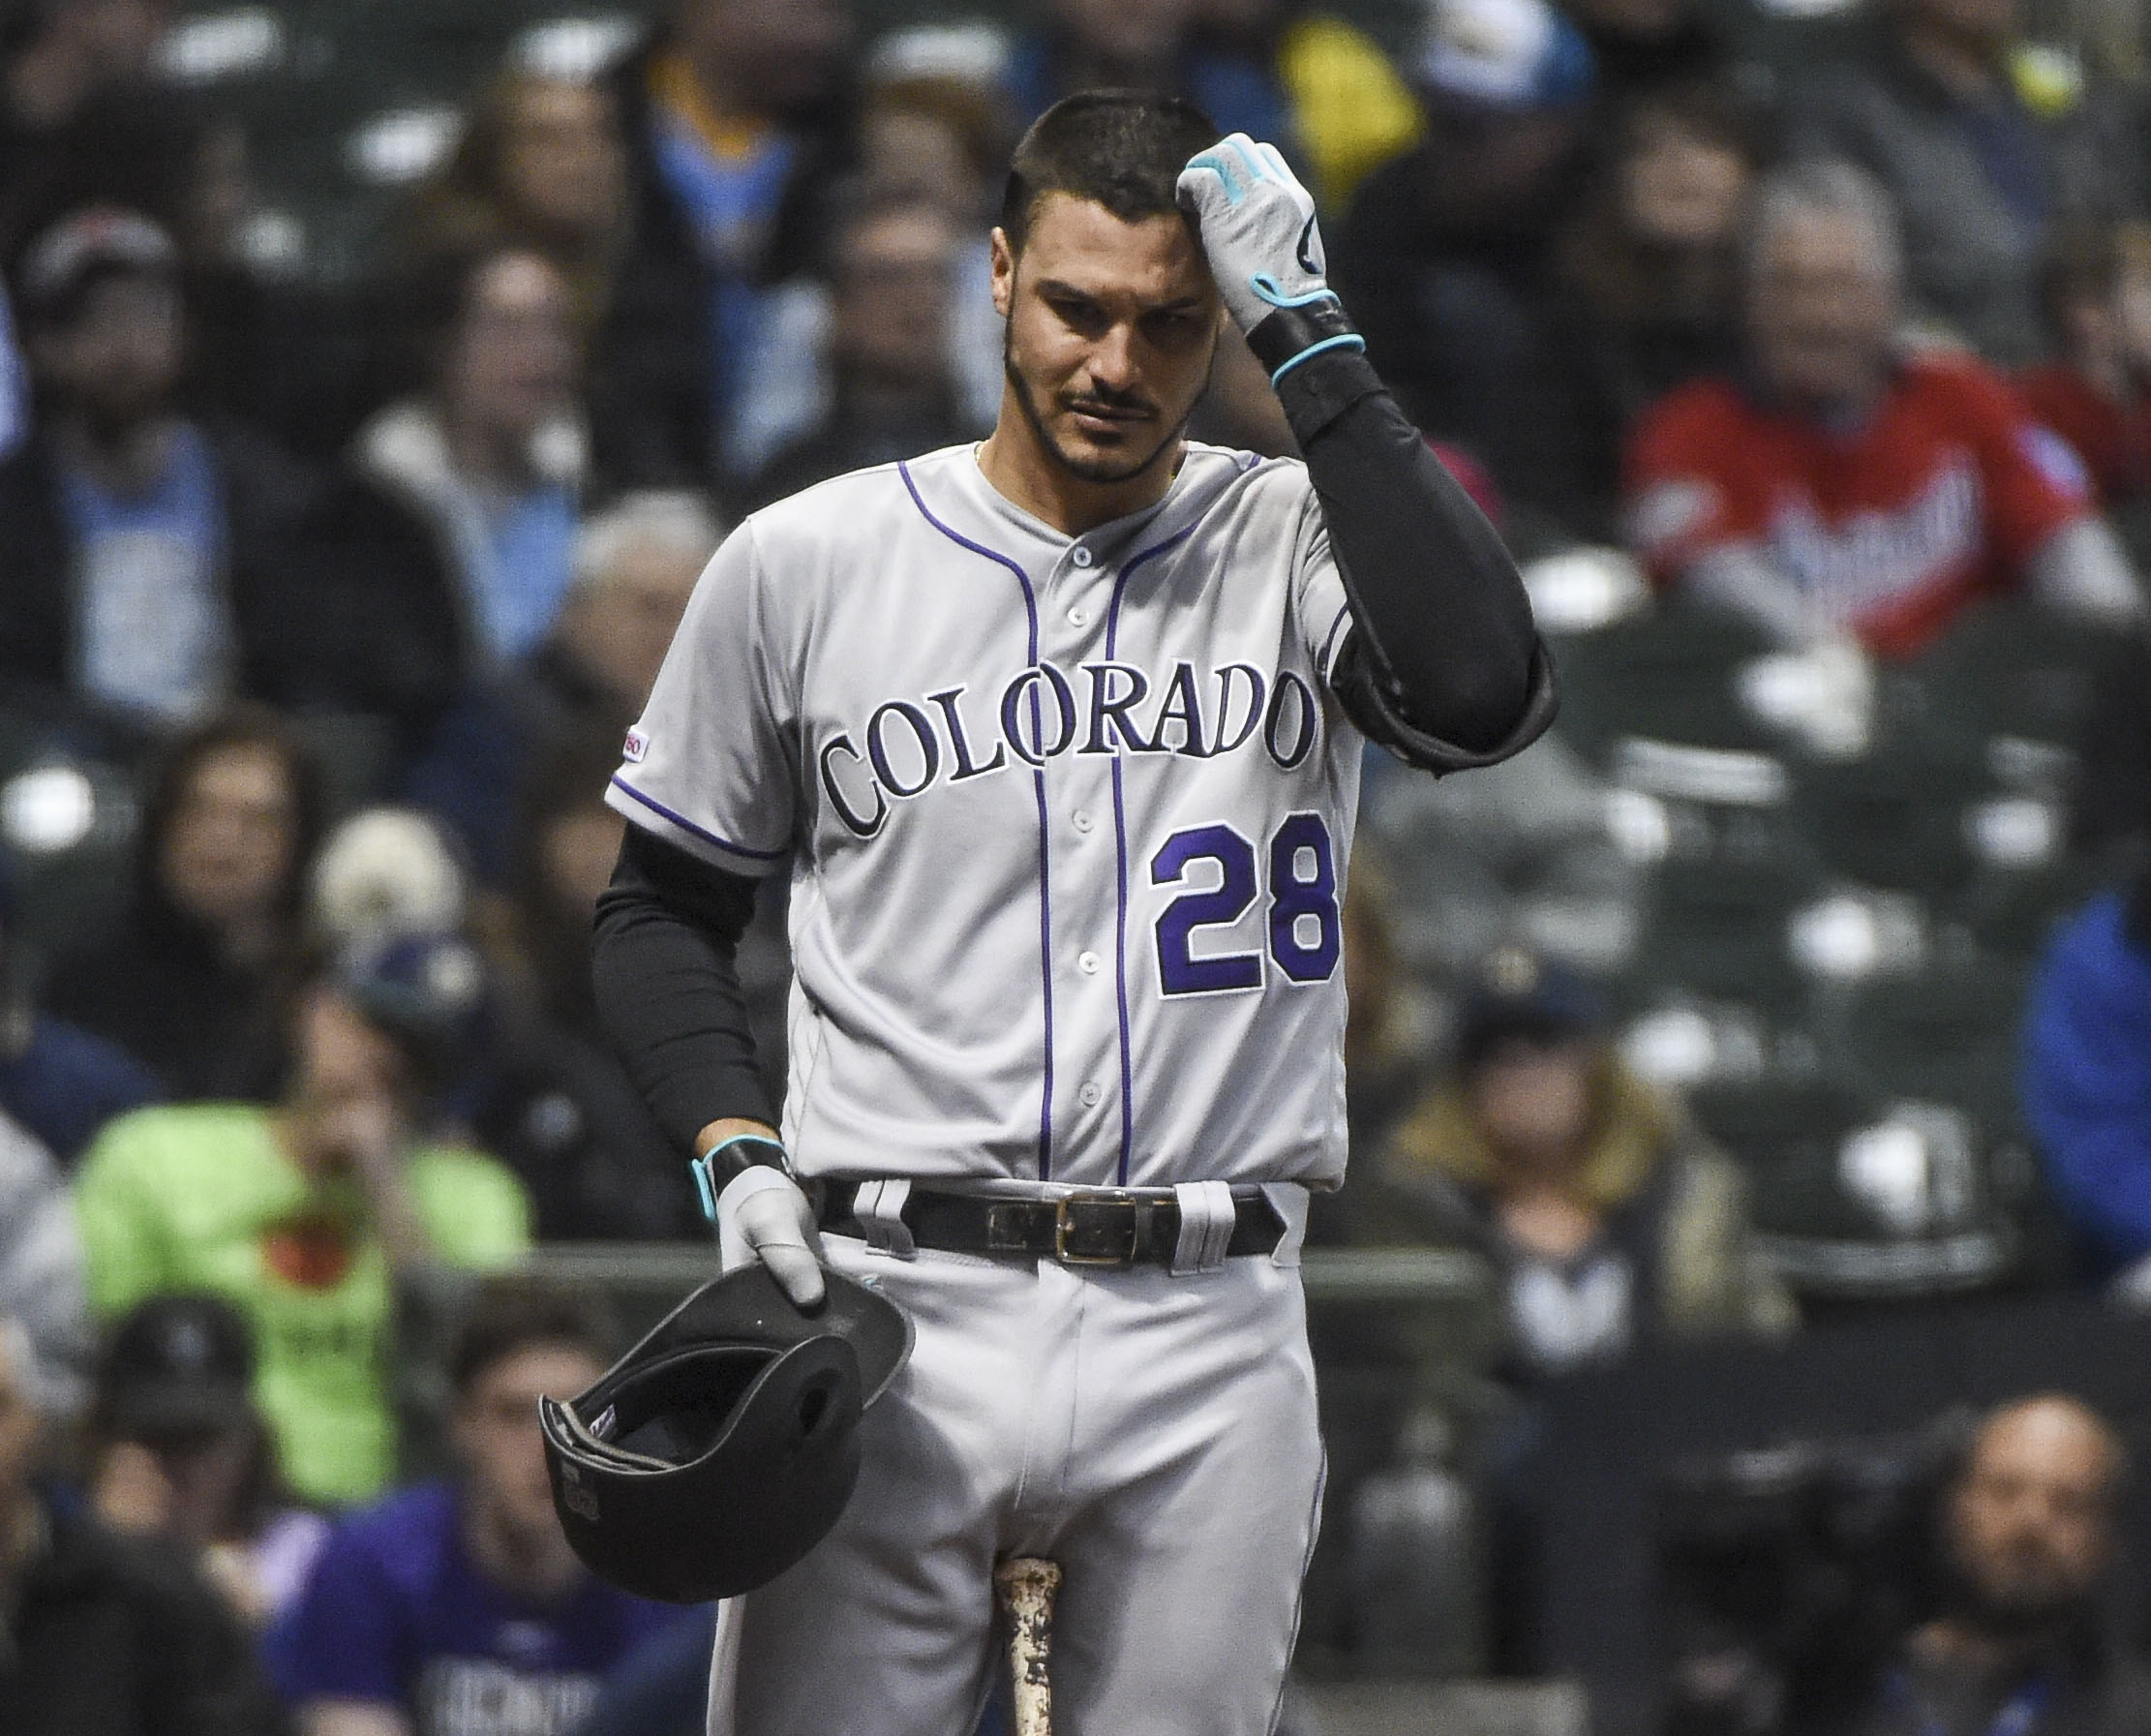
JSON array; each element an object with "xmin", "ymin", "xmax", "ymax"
[
  {"xmin": 75, "ymin": 935, "xmax": 530, "ymax": 1508},
  {"xmin": 1368, "ymin": 947, "xmax": 1793, "ymax": 1380}
]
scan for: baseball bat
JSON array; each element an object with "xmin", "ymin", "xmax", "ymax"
[{"xmin": 995, "ymin": 1555, "xmax": 1063, "ymax": 1736}]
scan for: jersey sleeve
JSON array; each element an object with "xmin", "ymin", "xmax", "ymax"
[
  {"xmin": 1955, "ymin": 364, "xmax": 2094, "ymax": 573},
  {"xmin": 606, "ymin": 521, "xmax": 798, "ymax": 878},
  {"xmin": 1623, "ymin": 387, "xmax": 1769, "ymax": 584},
  {"xmin": 1289, "ymin": 487, "xmax": 1358, "ymax": 690}
]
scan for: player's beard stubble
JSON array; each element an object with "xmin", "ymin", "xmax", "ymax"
[{"xmin": 1002, "ymin": 327, "xmax": 1214, "ymax": 488}]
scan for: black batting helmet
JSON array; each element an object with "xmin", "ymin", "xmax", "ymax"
[{"xmin": 540, "ymin": 1264, "xmax": 911, "ymax": 1603}]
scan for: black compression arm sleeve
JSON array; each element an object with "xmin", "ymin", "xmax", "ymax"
[
  {"xmin": 591, "ymin": 825, "xmax": 777, "ymax": 1154},
  {"xmin": 1276, "ymin": 349, "xmax": 1556, "ymax": 764}
]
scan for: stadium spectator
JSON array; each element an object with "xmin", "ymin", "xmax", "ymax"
[
  {"xmin": 0, "ymin": 0, "xmax": 175, "ymax": 247},
  {"xmin": 1187, "ymin": 0, "xmax": 1422, "ymax": 214},
  {"xmin": 1368, "ymin": 948, "xmax": 1793, "ymax": 1382},
  {"xmin": 1625, "ymin": 160, "xmax": 2142, "ymax": 662},
  {"xmin": 0, "ymin": 278, "xmax": 22, "ymax": 459},
  {"xmin": 0, "ymin": 208, "xmax": 341, "ymax": 737},
  {"xmin": 354, "ymin": 245, "xmax": 587, "ymax": 671},
  {"xmin": 462, "ymin": 735, "xmax": 694, "ymax": 1240},
  {"xmin": 295, "ymin": 784, "xmax": 692, "ymax": 1240},
  {"xmin": 590, "ymin": 0, "xmax": 856, "ymax": 492},
  {"xmin": 2021, "ymin": 869, "xmax": 2151, "ymax": 1286},
  {"xmin": 87, "ymin": 1294, "xmax": 328, "ymax": 1629},
  {"xmin": 1818, "ymin": 1396, "xmax": 2151, "ymax": 1736},
  {"xmin": 1555, "ymin": 80, "xmax": 1762, "ymax": 535},
  {"xmin": 269, "ymin": 1281, "xmax": 682, "ymax": 1736},
  {"xmin": 1003, "ymin": 0, "xmax": 1290, "ymax": 143},
  {"xmin": 45, "ymin": 708, "xmax": 323, "ymax": 1101},
  {"xmin": 408, "ymin": 490, "xmax": 719, "ymax": 887},
  {"xmin": 391, "ymin": 68, "xmax": 627, "ymax": 336},
  {"xmin": 1786, "ymin": 0, "xmax": 2143, "ymax": 366},
  {"xmin": 3, "ymin": 76, "xmax": 362, "ymax": 462},
  {"xmin": 0, "ymin": 1311, "xmax": 288, "ymax": 1736},
  {"xmin": 572, "ymin": 1608, "xmax": 718, "ymax": 1736},
  {"xmin": 1560, "ymin": 0, "xmax": 1730, "ymax": 114},
  {"xmin": 0, "ymin": 1108, "xmax": 88, "ymax": 1417},
  {"xmin": 2019, "ymin": 222, "xmax": 2151, "ymax": 514},
  {"xmin": 743, "ymin": 192, "xmax": 981, "ymax": 510},
  {"xmin": 855, "ymin": 71, "xmax": 1008, "ymax": 429},
  {"xmin": 1334, "ymin": 0, "xmax": 1599, "ymax": 539},
  {"xmin": 0, "ymin": 845, "xmax": 162, "ymax": 1168},
  {"xmin": 306, "ymin": 809, "xmax": 470, "ymax": 960},
  {"xmin": 73, "ymin": 936, "xmax": 531, "ymax": 1508}
]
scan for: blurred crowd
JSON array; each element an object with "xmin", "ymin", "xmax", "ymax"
[{"xmin": 5, "ymin": 0, "xmax": 2151, "ymax": 1728}]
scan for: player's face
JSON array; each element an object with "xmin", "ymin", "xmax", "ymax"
[{"xmin": 992, "ymin": 194, "xmax": 1222, "ymax": 488}]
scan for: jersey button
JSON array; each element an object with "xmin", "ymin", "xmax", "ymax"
[
  {"xmin": 1072, "ymin": 810, "xmax": 1093, "ymax": 834},
  {"xmin": 1068, "ymin": 605, "xmax": 1089, "ymax": 626},
  {"xmin": 1078, "ymin": 951, "xmax": 1102, "ymax": 974},
  {"xmin": 1071, "ymin": 546, "xmax": 1094, "ymax": 568},
  {"xmin": 1078, "ymin": 1082, "xmax": 1104, "ymax": 1108}
]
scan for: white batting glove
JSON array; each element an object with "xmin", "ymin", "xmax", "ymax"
[
  {"xmin": 1176, "ymin": 134, "xmax": 1365, "ymax": 383},
  {"xmin": 715, "ymin": 1167, "xmax": 828, "ymax": 1310}
]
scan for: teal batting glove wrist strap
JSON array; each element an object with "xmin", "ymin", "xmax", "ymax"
[
  {"xmin": 691, "ymin": 1134, "xmax": 791, "ymax": 1222},
  {"xmin": 1247, "ymin": 299, "xmax": 1364, "ymax": 382}
]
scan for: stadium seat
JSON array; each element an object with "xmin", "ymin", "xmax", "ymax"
[
  {"xmin": 1916, "ymin": 597, "xmax": 2124, "ymax": 752},
  {"xmin": 1825, "ymin": 954, "xmax": 2030, "ymax": 1129},
  {"xmin": 1790, "ymin": 726, "xmax": 1990, "ymax": 898},
  {"xmin": 1550, "ymin": 602, "xmax": 1778, "ymax": 765},
  {"xmin": 1636, "ymin": 854, "xmax": 1824, "ymax": 1014}
]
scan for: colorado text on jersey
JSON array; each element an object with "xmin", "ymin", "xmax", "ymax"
[{"xmin": 813, "ymin": 658, "xmax": 1324, "ymax": 839}]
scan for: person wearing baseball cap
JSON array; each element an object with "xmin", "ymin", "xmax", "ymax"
[
  {"xmin": 1368, "ymin": 946, "xmax": 1793, "ymax": 1383},
  {"xmin": 0, "ymin": 1306, "xmax": 288, "ymax": 1736},
  {"xmin": 85, "ymin": 1293, "xmax": 329, "ymax": 1627},
  {"xmin": 73, "ymin": 934, "xmax": 531, "ymax": 1508},
  {"xmin": 0, "ymin": 203, "xmax": 350, "ymax": 738}
]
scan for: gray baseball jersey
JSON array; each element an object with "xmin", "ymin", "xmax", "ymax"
[{"xmin": 608, "ymin": 440, "xmax": 1363, "ymax": 1190}]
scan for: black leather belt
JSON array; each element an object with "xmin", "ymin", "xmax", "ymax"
[{"xmin": 820, "ymin": 1183, "xmax": 1283, "ymax": 1267}]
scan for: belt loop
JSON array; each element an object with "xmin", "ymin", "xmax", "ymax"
[
  {"xmin": 1259, "ymin": 1182, "xmax": 1309, "ymax": 1268},
  {"xmin": 853, "ymin": 1178, "xmax": 915, "ymax": 1258},
  {"xmin": 1171, "ymin": 1180, "xmax": 1235, "ymax": 1275}
]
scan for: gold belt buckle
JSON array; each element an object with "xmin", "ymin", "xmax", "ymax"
[{"xmin": 1054, "ymin": 1197, "xmax": 1141, "ymax": 1264}]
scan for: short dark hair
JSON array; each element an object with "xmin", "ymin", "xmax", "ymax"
[
  {"xmin": 998, "ymin": 90, "xmax": 1218, "ymax": 253},
  {"xmin": 447, "ymin": 1277, "xmax": 616, "ymax": 1397}
]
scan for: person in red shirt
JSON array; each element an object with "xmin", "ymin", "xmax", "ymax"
[
  {"xmin": 1624, "ymin": 159, "xmax": 2140, "ymax": 662},
  {"xmin": 2018, "ymin": 221, "xmax": 2151, "ymax": 510}
]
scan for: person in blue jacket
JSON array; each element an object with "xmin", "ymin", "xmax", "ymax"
[{"xmin": 2022, "ymin": 868, "xmax": 2151, "ymax": 1283}]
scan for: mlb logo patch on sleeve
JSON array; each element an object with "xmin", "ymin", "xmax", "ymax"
[{"xmin": 622, "ymin": 729, "xmax": 649, "ymax": 763}]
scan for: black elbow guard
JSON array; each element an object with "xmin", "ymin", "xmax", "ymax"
[{"xmin": 1332, "ymin": 632, "xmax": 1560, "ymax": 775}]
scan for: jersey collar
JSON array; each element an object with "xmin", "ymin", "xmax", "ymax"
[{"xmin": 921, "ymin": 441, "xmax": 1248, "ymax": 570}]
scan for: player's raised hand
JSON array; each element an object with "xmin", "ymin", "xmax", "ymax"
[
  {"xmin": 1175, "ymin": 134, "xmax": 1364, "ymax": 383},
  {"xmin": 715, "ymin": 1166, "xmax": 829, "ymax": 1310}
]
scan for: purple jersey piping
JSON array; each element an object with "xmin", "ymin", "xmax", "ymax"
[
  {"xmin": 1106, "ymin": 517, "xmax": 1203, "ymax": 1184},
  {"xmin": 610, "ymin": 776, "xmax": 790, "ymax": 861},
  {"xmin": 897, "ymin": 460, "xmax": 1056, "ymax": 1179}
]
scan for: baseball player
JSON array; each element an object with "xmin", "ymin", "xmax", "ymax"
[{"xmin": 593, "ymin": 93, "xmax": 1555, "ymax": 1735}]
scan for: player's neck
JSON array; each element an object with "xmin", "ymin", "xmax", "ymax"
[{"xmin": 977, "ymin": 415, "xmax": 1183, "ymax": 537}]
